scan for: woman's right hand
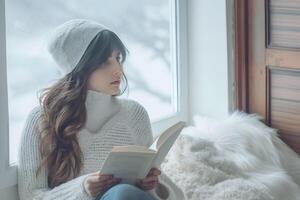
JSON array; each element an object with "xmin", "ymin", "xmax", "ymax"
[{"xmin": 83, "ymin": 171, "xmax": 121, "ymax": 197}]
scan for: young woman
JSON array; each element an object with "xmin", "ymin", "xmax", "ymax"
[{"xmin": 17, "ymin": 19, "xmax": 185, "ymax": 200}]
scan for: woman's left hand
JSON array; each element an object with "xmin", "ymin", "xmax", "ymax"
[{"xmin": 135, "ymin": 167, "xmax": 161, "ymax": 191}]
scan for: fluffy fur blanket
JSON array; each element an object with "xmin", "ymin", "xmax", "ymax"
[{"xmin": 161, "ymin": 111, "xmax": 300, "ymax": 200}]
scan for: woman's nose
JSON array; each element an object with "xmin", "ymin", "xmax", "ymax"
[{"xmin": 113, "ymin": 66, "xmax": 122, "ymax": 77}]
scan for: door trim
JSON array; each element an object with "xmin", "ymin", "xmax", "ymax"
[{"xmin": 233, "ymin": 0, "xmax": 248, "ymax": 112}]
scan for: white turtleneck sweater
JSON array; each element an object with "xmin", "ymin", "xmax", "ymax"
[{"xmin": 17, "ymin": 90, "xmax": 185, "ymax": 200}]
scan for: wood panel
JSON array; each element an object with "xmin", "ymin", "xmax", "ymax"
[
  {"xmin": 268, "ymin": 0, "xmax": 300, "ymax": 49},
  {"xmin": 233, "ymin": 0, "xmax": 248, "ymax": 111},
  {"xmin": 270, "ymin": 68, "xmax": 300, "ymax": 154},
  {"xmin": 247, "ymin": 0, "xmax": 267, "ymax": 122},
  {"xmin": 266, "ymin": 49, "xmax": 300, "ymax": 69}
]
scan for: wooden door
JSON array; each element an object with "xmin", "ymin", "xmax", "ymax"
[{"xmin": 236, "ymin": 0, "xmax": 300, "ymax": 154}]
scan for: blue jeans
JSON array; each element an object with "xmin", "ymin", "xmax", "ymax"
[{"xmin": 96, "ymin": 184, "xmax": 154, "ymax": 200}]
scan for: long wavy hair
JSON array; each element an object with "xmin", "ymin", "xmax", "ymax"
[{"xmin": 36, "ymin": 29, "xmax": 129, "ymax": 188}]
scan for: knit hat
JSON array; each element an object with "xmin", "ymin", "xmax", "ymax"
[{"xmin": 47, "ymin": 19, "xmax": 109, "ymax": 75}]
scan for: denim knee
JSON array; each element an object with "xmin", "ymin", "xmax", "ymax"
[{"xmin": 100, "ymin": 184, "xmax": 153, "ymax": 200}]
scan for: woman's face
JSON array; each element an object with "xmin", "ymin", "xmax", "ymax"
[{"xmin": 87, "ymin": 49, "xmax": 123, "ymax": 96}]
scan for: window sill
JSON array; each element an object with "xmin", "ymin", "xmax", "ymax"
[{"xmin": 0, "ymin": 164, "xmax": 17, "ymax": 190}]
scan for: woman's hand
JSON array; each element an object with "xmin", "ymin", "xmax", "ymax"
[
  {"xmin": 83, "ymin": 171, "xmax": 121, "ymax": 197},
  {"xmin": 135, "ymin": 167, "xmax": 161, "ymax": 191}
]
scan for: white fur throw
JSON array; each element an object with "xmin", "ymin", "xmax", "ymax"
[{"xmin": 161, "ymin": 111, "xmax": 300, "ymax": 200}]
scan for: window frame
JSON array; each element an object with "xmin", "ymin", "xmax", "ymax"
[
  {"xmin": 151, "ymin": 0, "xmax": 189, "ymax": 139},
  {"xmin": 0, "ymin": 0, "xmax": 188, "ymax": 189},
  {"xmin": 0, "ymin": 0, "xmax": 18, "ymax": 190}
]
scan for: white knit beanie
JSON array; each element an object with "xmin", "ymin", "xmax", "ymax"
[{"xmin": 47, "ymin": 19, "xmax": 109, "ymax": 75}]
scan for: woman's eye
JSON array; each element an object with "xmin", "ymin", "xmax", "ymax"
[{"xmin": 116, "ymin": 56, "xmax": 121, "ymax": 62}]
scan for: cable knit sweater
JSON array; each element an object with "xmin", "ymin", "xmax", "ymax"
[{"xmin": 17, "ymin": 89, "xmax": 185, "ymax": 200}]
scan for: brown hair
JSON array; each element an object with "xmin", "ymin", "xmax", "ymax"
[{"xmin": 36, "ymin": 29, "xmax": 129, "ymax": 188}]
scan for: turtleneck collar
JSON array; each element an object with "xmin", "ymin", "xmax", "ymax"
[{"xmin": 84, "ymin": 89, "xmax": 121, "ymax": 133}]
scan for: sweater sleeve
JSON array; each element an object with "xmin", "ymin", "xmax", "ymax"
[
  {"xmin": 17, "ymin": 106, "xmax": 94, "ymax": 200},
  {"xmin": 128, "ymin": 100, "xmax": 154, "ymax": 147}
]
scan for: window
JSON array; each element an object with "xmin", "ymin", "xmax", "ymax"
[{"xmin": 0, "ymin": 0, "xmax": 188, "ymax": 189}]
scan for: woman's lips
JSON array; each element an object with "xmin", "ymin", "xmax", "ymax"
[{"xmin": 111, "ymin": 80, "xmax": 120, "ymax": 85}]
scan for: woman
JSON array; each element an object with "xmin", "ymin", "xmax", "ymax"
[{"xmin": 17, "ymin": 19, "xmax": 185, "ymax": 200}]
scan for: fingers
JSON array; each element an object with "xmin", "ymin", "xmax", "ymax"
[
  {"xmin": 87, "ymin": 173, "xmax": 121, "ymax": 189},
  {"xmin": 84, "ymin": 172, "xmax": 123, "ymax": 197},
  {"xmin": 141, "ymin": 180, "xmax": 158, "ymax": 187},
  {"xmin": 88, "ymin": 178, "xmax": 117, "ymax": 190},
  {"xmin": 105, "ymin": 177, "xmax": 122, "ymax": 186},
  {"xmin": 136, "ymin": 179, "xmax": 158, "ymax": 191},
  {"xmin": 136, "ymin": 173, "xmax": 159, "ymax": 191},
  {"xmin": 147, "ymin": 168, "xmax": 161, "ymax": 177},
  {"xmin": 88, "ymin": 177, "xmax": 121, "ymax": 197},
  {"xmin": 136, "ymin": 167, "xmax": 161, "ymax": 191},
  {"xmin": 142, "ymin": 175, "xmax": 159, "ymax": 184},
  {"xmin": 141, "ymin": 185, "xmax": 155, "ymax": 190},
  {"xmin": 93, "ymin": 178, "xmax": 120, "ymax": 189},
  {"xmin": 90, "ymin": 172, "xmax": 113, "ymax": 180}
]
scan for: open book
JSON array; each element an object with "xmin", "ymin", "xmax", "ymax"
[{"xmin": 99, "ymin": 121, "xmax": 186, "ymax": 184}]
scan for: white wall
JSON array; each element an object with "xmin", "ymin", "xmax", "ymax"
[
  {"xmin": 0, "ymin": 185, "xmax": 18, "ymax": 200},
  {"xmin": 188, "ymin": 0, "xmax": 231, "ymax": 124},
  {"xmin": 0, "ymin": 0, "xmax": 231, "ymax": 199}
]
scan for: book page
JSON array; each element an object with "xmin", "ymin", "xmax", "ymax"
[
  {"xmin": 150, "ymin": 121, "xmax": 186, "ymax": 167},
  {"xmin": 112, "ymin": 145, "xmax": 155, "ymax": 153},
  {"xmin": 100, "ymin": 151, "xmax": 156, "ymax": 181},
  {"xmin": 149, "ymin": 137, "xmax": 159, "ymax": 151}
]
